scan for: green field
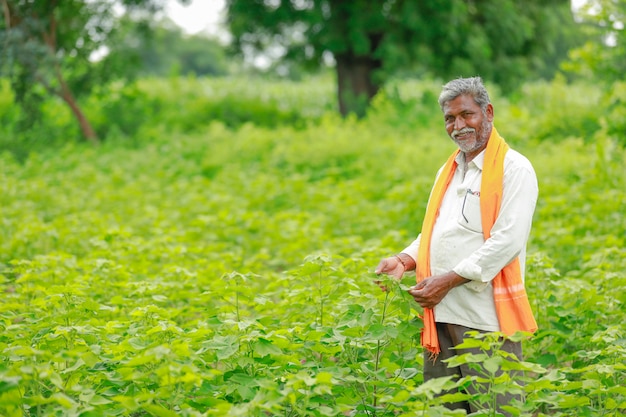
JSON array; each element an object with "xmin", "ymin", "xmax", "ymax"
[{"xmin": 1, "ymin": 77, "xmax": 625, "ymax": 416}]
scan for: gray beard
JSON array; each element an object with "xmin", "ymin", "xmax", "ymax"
[{"xmin": 456, "ymin": 120, "xmax": 491, "ymax": 154}]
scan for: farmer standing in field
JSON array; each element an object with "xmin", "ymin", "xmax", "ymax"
[{"xmin": 375, "ymin": 76, "xmax": 538, "ymax": 415}]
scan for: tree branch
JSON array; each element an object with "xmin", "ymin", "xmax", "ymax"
[
  {"xmin": 47, "ymin": 0, "xmax": 58, "ymax": 50},
  {"xmin": 1, "ymin": 0, "xmax": 11, "ymax": 29}
]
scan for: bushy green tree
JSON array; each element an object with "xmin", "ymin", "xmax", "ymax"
[
  {"xmin": 0, "ymin": 0, "xmax": 187, "ymax": 143},
  {"xmin": 102, "ymin": 17, "xmax": 231, "ymax": 78},
  {"xmin": 562, "ymin": 0, "xmax": 626, "ymax": 147},
  {"xmin": 564, "ymin": 0, "xmax": 626, "ymax": 82},
  {"xmin": 226, "ymin": 0, "xmax": 582, "ymax": 117},
  {"xmin": 175, "ymin": 34, "xmax": 231, "ymax": 77}
]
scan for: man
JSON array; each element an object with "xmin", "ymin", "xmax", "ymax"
[{"xmin": 375, "ymin": 76, "xmax": 538, "ymax": 414}]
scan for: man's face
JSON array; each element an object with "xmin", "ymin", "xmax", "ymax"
[{"xmin": 443, "ymin": 94, "xmax": 494, "ymax": 161}]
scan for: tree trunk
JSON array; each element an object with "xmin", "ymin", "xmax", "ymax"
[
  {"xmin": 42, "ymin": 5, "xmax": 99, "ymax": 144},
  {"xmin": 58, "ymin": 81, "xmax": 99, "ymax": 144},
  {"xmin": 334, "ymin": 35, "xmax": 383, "ymax": 118},
  {"xmin": 55, "ymin": 68, "xmax": 99, "ymax": 144}
]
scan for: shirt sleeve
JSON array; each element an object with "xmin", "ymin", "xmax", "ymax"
[
  {"xmin": 400, "ymin": 164, "xmax": 444, "ymax": 264},
  {"xmin": 401, "ymin": 234, "xmax": 421, "ymax": 262},
  {"xmin": 453, "ymin": 155, "xmax": 538, "ymax": 285}
]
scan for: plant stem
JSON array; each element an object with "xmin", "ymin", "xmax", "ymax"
[
  {"xmin": 318, "ymin": 269, "xmax": 324, "ymax": 326},
  {"xmin": 235, "ymin": 281, "xmax": 240, "ymax": 322},
  {"xmin": 373, "ymin": 290, "xmax": 390, "ymax": 409}
]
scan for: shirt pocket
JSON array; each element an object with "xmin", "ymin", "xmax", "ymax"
[{"xmin": 458, "ymin": 191, "xmax": 483, "ymax": 233}]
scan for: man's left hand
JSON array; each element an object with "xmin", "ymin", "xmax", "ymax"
[{"xmin": 407, "ymin": 271, "xmax": 470, "ymax": 309}]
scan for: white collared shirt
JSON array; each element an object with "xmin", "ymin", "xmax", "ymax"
[{"xmin": 402, "ymin": 148, "xmax": 538, "ymax": 331}]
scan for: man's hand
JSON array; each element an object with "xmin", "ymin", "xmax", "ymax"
[
  {"xmin": 407, "ymin": 271, "xmax": 469, "ymax": 309},
  {"xmin": 373, "ymin": 256, "xmax": 406, "ymax": 291}
]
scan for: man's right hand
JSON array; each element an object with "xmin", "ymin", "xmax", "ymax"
[{"xmin": 373, "ymin": 256, "xmax": 406, "ymax": 291}]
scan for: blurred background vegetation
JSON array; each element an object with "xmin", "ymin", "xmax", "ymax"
[{"xmin": 0, "ymin": 0, "xmax": 625, "ymax": 157}]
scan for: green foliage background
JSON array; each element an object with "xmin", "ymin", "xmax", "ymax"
[{"xmin": 0, "ymin": 76, "xmax": 625, "ymax": 416}]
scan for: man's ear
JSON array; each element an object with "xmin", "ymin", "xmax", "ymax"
[{"xmin": 486, "ymin": 103, "xmax": 494, "ymax": 122}]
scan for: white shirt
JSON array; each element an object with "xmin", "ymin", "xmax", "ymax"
[{"xmin": 402, "ymin": 148, "xmax": 538, "ymax": 332}]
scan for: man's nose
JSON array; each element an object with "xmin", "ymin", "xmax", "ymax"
[{"xmin": 454, "ymin": 117, "xmax": 466, "ymax": 130}]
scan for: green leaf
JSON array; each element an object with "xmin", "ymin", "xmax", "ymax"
[
  {"xmin": 125, "ymin": 353, "xmax": 155, "ymax": 367},
  {"xmin": 0, "ymin": 377, "xmax": 21, "ymax": 394},
  {"xmin": 315, "ymin": 371, "xmax": 334, "ymax": 385},
  {"xmin": 483, "ymin": 356, "xmax": 502, "ymax": 374},
  {"xmin": 454, "ymin": 337, "xmax": 487, "ymax": 349},
  {"xmin": 50, "ymin": 392, "xmax": 76, "ymax": 408},
  {"xmin": 48, "ymin": 371, "xmax": 64, "ymax": 389},
  {"xmin": 252, "ymin": 338, "xmax": 282, "ymax": 357},
  {"xmin": 205, "ymin": 335, "xmax": 240, "ymax": 360},
  {"xmin": 143, "ymin": 403, "xmax": 178, "ymax": 417},
  {"xmin": 444, "ymin": 353, "xmax": 489, "ymax": 368},
  {"xmin": 556, "ymin": 394, "xmax": 590, "ymax": 408}
]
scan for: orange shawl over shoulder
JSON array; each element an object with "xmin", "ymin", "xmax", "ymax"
[{"xmin": 416, "ymin": 127, "xmax": 537, "ymax": 356}]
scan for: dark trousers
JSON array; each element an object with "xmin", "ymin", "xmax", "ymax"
[{"xmin": 423, "ymin": 322, "xmax": 523, "ymax": 416}]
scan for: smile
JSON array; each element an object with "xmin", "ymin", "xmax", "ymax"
[{"xmin": 453, "ymin": 129, "xmax": 475, "ymax": 140}]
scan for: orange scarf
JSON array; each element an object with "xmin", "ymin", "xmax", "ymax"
[{"xmin": 416, "ymin": 127, "xmax": 537, "ymax": 356}]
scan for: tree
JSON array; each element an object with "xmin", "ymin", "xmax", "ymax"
[
  {"xmin": 562, "ymin": 0, "xmax": 626, "ymax": 147},
  {"xmin": 102, "ymin": 17, "xmax": 232, "ymax": 78},
  {"xmin": 563, "ymin": 0, "xmax": 626, "ymax": 82},
  {"xmin": 175, "ymin": 33, "xmax": 232, "ymax": 76},
  {"xmin": 225, "ymin": 0, "xmax": 583, "ymax": 117},
  {"xmin": 0, "ymin": 0, "xmax": 186, "ymax": 143}
]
